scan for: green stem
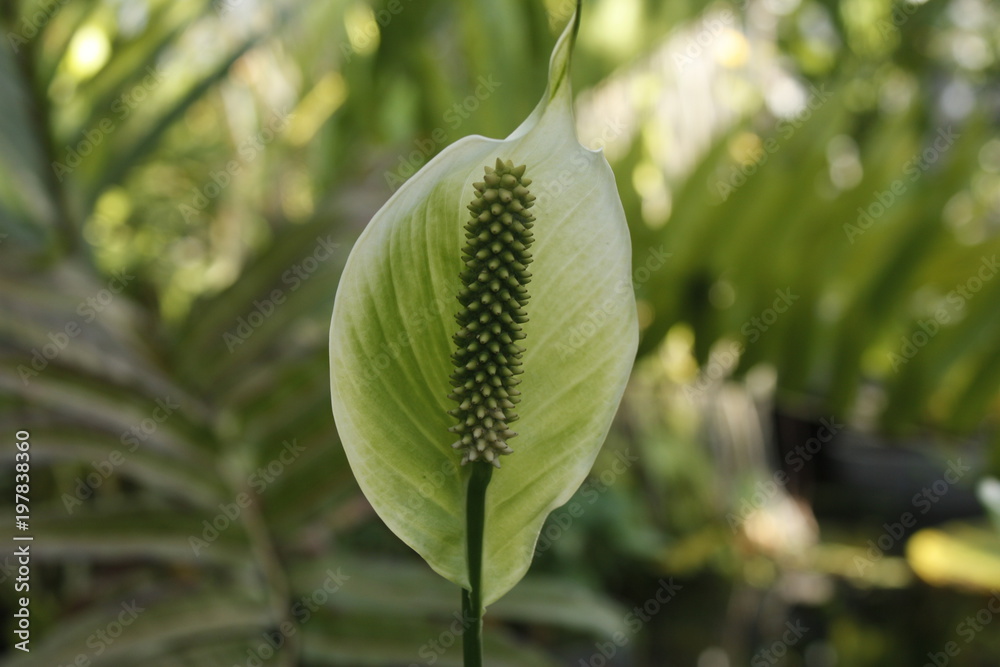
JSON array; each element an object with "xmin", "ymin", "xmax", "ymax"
[{"xmin": 462, "ymin": 462, "xmax": 493, "ymax": 667}]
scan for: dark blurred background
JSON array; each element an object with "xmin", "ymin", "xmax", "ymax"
[{"xmin": 2, "ymin": 0, "xmax": 1000, "ymax": 665}]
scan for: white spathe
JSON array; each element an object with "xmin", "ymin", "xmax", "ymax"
[{"xmin": 330, "ymin": 11, "xmax": 638, "ymax": 606}]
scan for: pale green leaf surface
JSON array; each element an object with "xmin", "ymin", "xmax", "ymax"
[{"xmin": 330, "ymin": 12, "xmax": 637, "ymax": 605}]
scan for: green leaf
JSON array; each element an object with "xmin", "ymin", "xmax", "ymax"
[
  {"xmin": 0, "ymin": 588, "xmax": 272, "ymax": 667},
  {"xmin": 290, "ymin": 555, "xmax": 627, "ymax": 637},
  {"xmin": 24, "ymin": 507, "xmax": 251, "ymax": 564},
  {"xmin": 329, "ymin": 11, "xmax": 637, "ymax": 606}
]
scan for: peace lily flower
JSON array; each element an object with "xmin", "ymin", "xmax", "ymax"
[{"xmin": 329, "ymin": 6, "xmax": 637, "ymax": 659}]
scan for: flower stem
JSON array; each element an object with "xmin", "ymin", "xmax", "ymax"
[{"xmin": 462, "ymin": 461, "xmax": 493, "ymax": 666}]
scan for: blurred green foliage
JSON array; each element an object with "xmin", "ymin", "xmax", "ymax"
[{"xmin": 2, "ymin": 0, "xmax": 1000, "ymax": 665}]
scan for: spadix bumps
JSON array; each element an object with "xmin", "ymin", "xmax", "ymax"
[
  {"xmin": 329, "ymin": 6, "xmax": 638, "ymax": 606},
  {"xmin": 448, "ymin": 159, "xmax": 536, "ymax": 467}
]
